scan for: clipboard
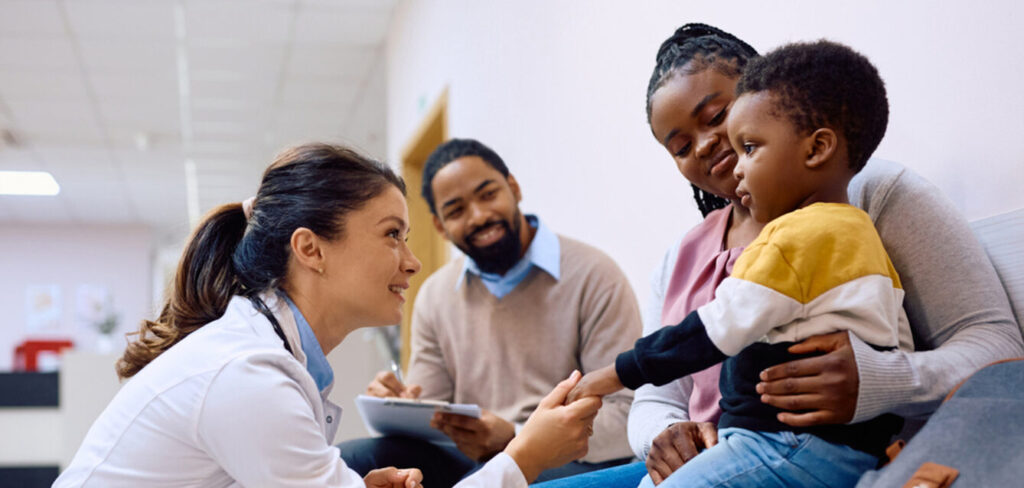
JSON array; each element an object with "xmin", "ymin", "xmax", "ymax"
[{"xmin": 355, "ymin": 395, "xmax": 481, "ymax": 444}]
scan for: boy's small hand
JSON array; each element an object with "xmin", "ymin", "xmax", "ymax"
[{"xmin": 566, "ymin": 365, "xmax": 624, "ymax": 404}]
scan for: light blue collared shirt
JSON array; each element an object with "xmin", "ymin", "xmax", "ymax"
[
  {"xmin": 280, "ymin": 292, "xmax": 334, "ymax": 393},
  {"xmin": 456, "ymin": 215, "xmax": 560, "ymax": 299}
]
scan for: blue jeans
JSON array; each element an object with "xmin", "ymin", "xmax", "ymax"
[
  {"xmin": 638, "ymin": 428, "xmax": 878, "ymax": 488},
  {"xmin": 530, "ymin": 460, "xmax": 647, "ymax": 487}
]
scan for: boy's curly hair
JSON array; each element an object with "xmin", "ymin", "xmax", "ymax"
[{"xmin": 736, "ymin": 40, "xmax": 889, "ymax": 172}]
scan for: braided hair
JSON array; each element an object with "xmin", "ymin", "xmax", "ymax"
[{"xmin": 646, "ymin": 23, "xmax": 758, "ymax": 217}]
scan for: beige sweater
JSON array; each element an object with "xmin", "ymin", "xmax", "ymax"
[{"xmin": 407, "ymin": 235, "xmax": 642, "ymax": 463}]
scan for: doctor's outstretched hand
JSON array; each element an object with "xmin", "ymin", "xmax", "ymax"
[
  {"xmin": 503, "ymin": 370, "xmax": 602, "ymax": 483},
  {"xmin": 363, "ymin": 467, "xmax": 423, "ymax": 488}
]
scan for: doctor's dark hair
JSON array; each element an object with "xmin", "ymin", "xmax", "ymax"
[
  {"xmin": 647, "ymin": 23, "xmax": 758, "ymax": 217},
  {"xmin": 421, "ymin": 138, "xmax": 509, "ymax": 215},
  {"xmin": 736, "ymin": 40, "xmax": 889, "ymax": 172},
  {"xmin": 116, "ymin": 143, "xmax": 405, "ymax": 379}
]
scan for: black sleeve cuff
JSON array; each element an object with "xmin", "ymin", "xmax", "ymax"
[
  {"xmin": 615, "ymin": 349, "xmax": 647, "ymax": 390},
  {"xmin": 613, "ymin": 310, "xmax": 727, "ymax": 389}
]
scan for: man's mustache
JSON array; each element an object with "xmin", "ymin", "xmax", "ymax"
[{"xmin": 467, "ymin": 220, "xmax": 508, "ymax": 242}]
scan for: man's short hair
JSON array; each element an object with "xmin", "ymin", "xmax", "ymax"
[
  {"xmin": 421, "ymin": 138, "xmax": 510, "ymax": 215},
  {"xmin": 736, "ymin": 40, "xmax": 889, "ymax": 172}
]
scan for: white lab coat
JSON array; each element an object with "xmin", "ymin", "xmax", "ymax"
[{"xmin": 55, "ymin": 293, "xmax": 526, "ymax": 487}]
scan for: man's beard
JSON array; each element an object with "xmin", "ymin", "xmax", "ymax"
[{"xmin": 459, "ymin": 212, "xmax": 523, "ymax": 275}]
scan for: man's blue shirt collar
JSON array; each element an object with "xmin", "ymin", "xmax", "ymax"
[
  {"xmin": 280, "ymin": 291, "xmax": 334, "ymax": 392},
  {"xmin": 456, "ymin": 214, "xmax": 560, "ymax": 298}
]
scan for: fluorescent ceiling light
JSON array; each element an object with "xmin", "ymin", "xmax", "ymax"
[{"xmin": 0, "ymin": 171, "xmax": 61, "ymax": 196}]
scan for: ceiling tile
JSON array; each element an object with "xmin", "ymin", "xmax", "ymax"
[
  {"xmin": 191, "ymin": 101, "xmax": 270, "ymax": 130},
  {"xmin": 104, "ymin": 127, "xmax": 181, "ymax": 152},
  {"xmin": 286, "ymin": 44, "xmax": 376, "ymax": 80},
  {"xmin": 0, "ymin": 70, "xmax": 90, "ymax": 100},
  {"xmin": 277, "ymin": 100, "xmax": 351, "ymax": 125},
  {"xmin": 4, "ymin": 98, "xmax": 105, "ymax": 143},
  {"xmin": 78, "ymin": 40, "xmax": 177, "ymax": 77},
  {"xmin": 35, "ymin": 146, "xmax": 117, "ymax": 177},
  {"xmin": 0, "ymin": 0, "xmax": 64, "ymax": 37},
  {"xmin": 97, "ymin": 95, "xmax": 180, "ymax": 134},
  {"xmin": 271, "ymin": 127, "xmax": 346, "ymax": 147},
  {"xmin": 294, "ymin": 5, "xmax": 390, "ymax": 45},
  {"xmin": 188, "ymin": 42, "xmax": 286, "ymax": 75},
  {"xmin": 199, "ymin": 184, "xmax": 254, "ymax": 211},
  {"xmin": 0, "ymin": 148, "xmax": 42, "ymax": 171},
  {"xmin": 197, "ymin": 170, "xmax": 255, "ymax": 188},
  {"xmin": 185, "ymin": 0, "xmax": 293, "ymax": 44},
  {"xmin": 64, "ymin": 0, "xmax": 176, "ymax": 41},
  {"xmin": 192, "ymin": 157, "xmax": 247, "ymax": 174},
  {"xmin": 301, "ymin": 0, "xmax": 397, "ymax": 11},
  {"xmin": 60, "ymin": 182, "xmax": 138, "ymax": 223},
  {"xmin": 0, "ymin": 0, "xmax": 390, "ymax": 239},
  {"xmin": 18, "ymin": 129, "xmax": 107, "ymax": 147},
  {"xmin": 190, "ymin": 76, "xmax": 277, "ymax": 103},
  {"xmin": 0, "ymin": 38, "xmax": 78, "ymax": 71},
  {"xmin": 5, "ymin": 98, "xmax": 95, "ymax": 124},
  {"xmin": 113, "ymin": 148, "xmax": 185, "ymax": 180},
  {"xmin": 125, "ymin": 179, "xmax": 187, "ymax": 228},
  {"xmin": 188, "ymin": 139, "xmax": 250, "ymax": 156},
  {"xmin": 281, "ymin": 78, "xmax": 360, "ymax": 105},
  {"xmin": 89, "ymin": 73, "xmax": 179, "ymax": 101}
]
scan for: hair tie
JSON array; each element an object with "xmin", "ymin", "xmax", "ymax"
[{"xmin": 242, "ymin": 196, "xmax": 256, "ymax": 220}]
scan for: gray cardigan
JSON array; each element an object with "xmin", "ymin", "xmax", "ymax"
[{"xmin": 628, "ymin": 158, "xmax": 1023, "ymax": 460}]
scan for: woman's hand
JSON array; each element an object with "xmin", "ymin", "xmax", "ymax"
[
  {"xmin": 565, "ymin": 365, "xmax": 624, "ymax": 404},
  {"xmin": 366, "ymin": 371, "xmax": 422, "ymax": 399},
  {"xmin": 645, "ymin": 421, "xmax": 717, "ymax": 485},
  {"xmin": 363, "ymin": 467, "xmax": 423, "ymax": 488},
  {"xmin": 757, "ymin": 331, "xmax": 858, "ymax": 426},
  {"xmin": 504, "ymin": 371, "xmax": 603, "ymax": 483}
]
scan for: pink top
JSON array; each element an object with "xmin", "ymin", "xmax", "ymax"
[{"xmin": 660, "ymin": 205, "xmax": 744, "ymax": 424}]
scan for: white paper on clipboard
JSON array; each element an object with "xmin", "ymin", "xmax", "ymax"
[{"xmin": 355, "ymin": 395, "xmax": 481, "ymax": 444}]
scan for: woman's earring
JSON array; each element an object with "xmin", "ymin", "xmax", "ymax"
[{"xmin": 318, "ymin": 267, "xmax": 324, "ymax": 275}]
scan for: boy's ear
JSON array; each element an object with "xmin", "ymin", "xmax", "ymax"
[{"xmin": 805, "ymin": 128, "xmax": 839, "ymax": 169}]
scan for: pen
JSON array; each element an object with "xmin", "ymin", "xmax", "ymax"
[{"xmin": 390, "ymin": 359, "xmax": 405, "ymax": 385}]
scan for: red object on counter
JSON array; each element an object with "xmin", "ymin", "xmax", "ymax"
[{"xmin": 13, "ymin": 339, "xmax": 74, "ymax": 372}]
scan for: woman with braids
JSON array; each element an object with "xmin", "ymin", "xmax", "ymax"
[
  {"xmin": 534, "ymin": 23, "xmax": 1020, "ymax": 488},
  {"xmin": 55, "ymin": 143, "xmax": 602, "ymax": 488}
]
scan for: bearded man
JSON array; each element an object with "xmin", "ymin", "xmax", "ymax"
[{"xmin": 338, "ymin": 138, "xmax": 641, "ymax": 486}]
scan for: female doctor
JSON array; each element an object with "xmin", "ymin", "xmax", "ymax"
[{"xmin": 55, "ymin": 143, "xmax": 600, "ymax": 488}]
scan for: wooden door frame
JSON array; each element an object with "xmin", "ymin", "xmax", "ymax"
[{"xmin": 398, "ymin": 88, "xmax": 450, "ymax": 369}]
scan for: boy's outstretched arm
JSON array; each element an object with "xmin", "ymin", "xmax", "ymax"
[
  {"xmin": 617, "ymin": 310, "xmax": 728, "ymax": 389},
  {"xmin": 566, "ymin": 365, "xmax": 622, "ymax": 403},
  {"xmin": 567, "ymin": 311, "xmax": 728, "ymax": 403}
]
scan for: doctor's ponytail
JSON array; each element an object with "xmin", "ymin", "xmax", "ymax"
[
  {"xmin": 116, "ymin": 143, "xmax": 404, "ymax": 379},
  {"xmin": 116, "ymin": 204, "xmax": 248, "ymax": 379}
]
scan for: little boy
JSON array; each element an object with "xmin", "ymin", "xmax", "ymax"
[{"xmin": 571, "ymin": 41, "xmax": 913, "ymax": 487}]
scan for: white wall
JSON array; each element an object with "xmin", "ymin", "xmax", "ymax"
[
  {"xmin": 0, "ymin": 224, "xmax": 153, "ymax": 370},
  {"xmin": 386, "ymin": 0, "xmax": 1024, "ymax": 306}
]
